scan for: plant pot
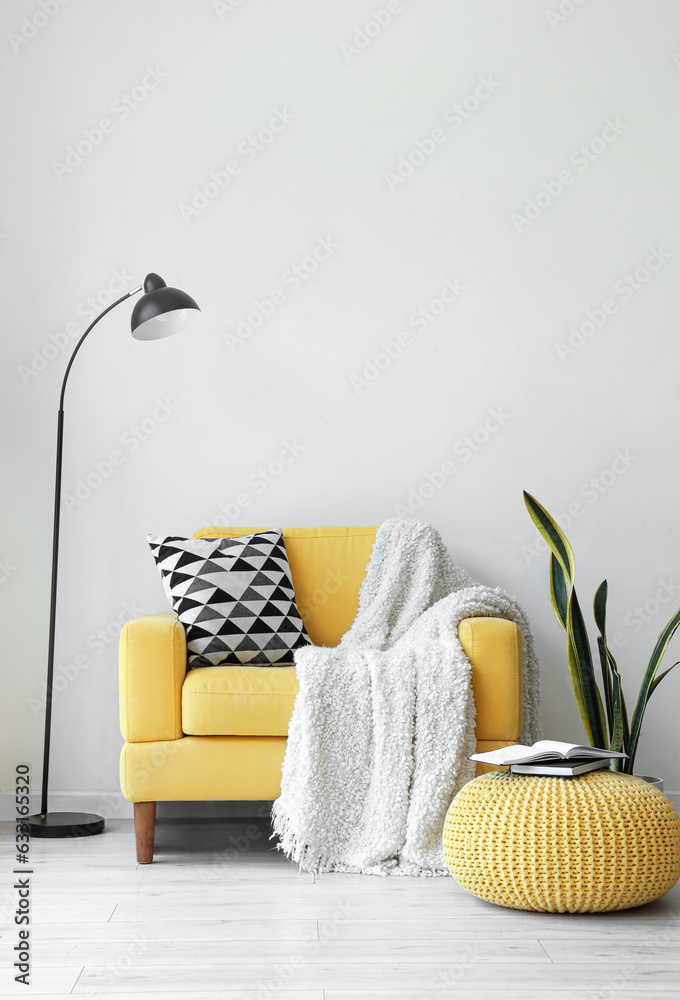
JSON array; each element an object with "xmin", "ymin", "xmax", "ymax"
[{"xmin": 635, "ymin": 774, "xmax": 664, "ymax": 793}]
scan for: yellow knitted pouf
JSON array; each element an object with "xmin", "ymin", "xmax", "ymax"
[{"xmin": 443, "ymin": 770, "xmax": 680, "ymax": 913}]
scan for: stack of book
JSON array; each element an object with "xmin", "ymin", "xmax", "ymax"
[{"xmin": 470, "ymin": 740, "xmax": 628, "ymax": 776}]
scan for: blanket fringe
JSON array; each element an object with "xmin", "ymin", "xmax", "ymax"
[{"xmin": 270, "ymin": 809, "xmax": 449, "ymax": 877}]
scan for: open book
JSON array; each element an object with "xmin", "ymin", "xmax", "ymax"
[{"xmin": 470, "ymin": 740, "xmax": 628, "ymax": 767}]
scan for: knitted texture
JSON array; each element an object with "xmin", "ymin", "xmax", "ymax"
[
  {"xmin": 443, "ymin": 770, "xmax": 680, "ymax": 912},
  {"xmin": 272, "ymin": 518, "xmax": 541, "ymax": 876}
]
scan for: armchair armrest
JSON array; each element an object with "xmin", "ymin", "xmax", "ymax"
[
  {"xmin": 458, "ymin": 617, "xmax": 522, "ymax": 742},
  {"xmin": 119, "ymin": 613, "xmax": 186, "ymax": 743}
]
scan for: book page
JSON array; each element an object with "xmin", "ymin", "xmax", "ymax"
[
  {"xmin": 470, "ymin": 743, "xmax": 581, "ymax": 765},
  {"xmin": 470, "ymin": 744, "xmax": 535, "ymax": 765},
  {"xmin": 470, "ymin": 740, "xmax": 627, "ymax": 765},
  {"xmin": 529, "ymin": 740, "xmax": 586, "ymax": 757},
  {"xmin": 530, "ymin": 741, "xmax": 626, "ymax": 759}
]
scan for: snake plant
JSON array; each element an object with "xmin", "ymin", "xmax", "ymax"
[{"xmin": 524, "ymin": 491, "xmax": 680, "ymax": 773}]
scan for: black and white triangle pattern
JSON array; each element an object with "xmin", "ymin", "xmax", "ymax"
[{"xmin": 148, "ymin": 529, "xmax": 311, "ymax": 668}]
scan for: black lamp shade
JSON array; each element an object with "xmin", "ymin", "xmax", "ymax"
[{"xmin": 131, "ymin": 273, "xmax": 200, "ymax": 341}]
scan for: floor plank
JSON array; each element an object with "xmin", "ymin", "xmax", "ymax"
[
  {"xmin": 0, "ymin": 936, "xmax": 549, "ymax": 968},
  {"xmin": 32, "ymin": 878, "xmax": 465, "ymax": 898},
  {"xmin": 0, "ymin": 902, "xmax": 117, "ymax": 925},
  {"xmin": 110, "ymin": 899, "xmax": 496, "ymax": 921},
  {"xmin": 33, "ymin": 874, "xmax": 673, "ymax": 908},
  {"xmin": 541, "ymin": 938, "xmax": 680, "ymax": 962},
  {"xmin": 23, "ymin": 995, "xmax": 323, "ymax": 1000},
  {"xmin": 27, "ymin": 866, "xmax": 313, "ymax": 887},
  {"xmin": 27, "ymin": 917, "xmax": 318, "ymax": 942},
  {"xmin": 72, "ymin": 961, "xmax": 680, "ymax": 992},
  {"xmin": 326, "ymin": 993, "xmax": 680, "ymax": 1000},
  {"xmin": 110, "ymin": 894, "xmax": 680, "ymax": 922},
  {"xmin": 323, "ymin": 913, "xmax": 680, "ymax": 940}
]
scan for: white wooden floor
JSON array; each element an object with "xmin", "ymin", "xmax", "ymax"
[{"xmin": 1, "ymin": 814, "xmax": 680, "ymax": 998}]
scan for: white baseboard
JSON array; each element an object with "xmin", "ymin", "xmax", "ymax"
[
  {"xmin": 0, "ymin": 792, "xmax": 274, "ymax": 822},
  {"xmin": 3, "ymin": 790, "xmax": 677, "ymax": 822}
]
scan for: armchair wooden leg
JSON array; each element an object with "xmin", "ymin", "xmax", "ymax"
[{"xmin": 134, "ymin": 801, "xmax": 156, "ymax": 863}]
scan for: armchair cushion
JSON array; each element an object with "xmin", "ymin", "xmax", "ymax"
[
  {"xmin": 182, "ymin": 665, "xmax": 299, "ymax": 736},
  {"xmin": 148, "ymin": 529, "xmax": 311, "ymax": 667}
]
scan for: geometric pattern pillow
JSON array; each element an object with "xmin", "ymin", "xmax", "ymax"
[{"xmin": 147, "ymin": 529, "xmax": 311, "ymax": 668}]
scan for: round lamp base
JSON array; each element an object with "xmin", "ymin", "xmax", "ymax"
[{"xmin": 26, "ymin": 812, "xmax": 105, "ymax": 838}]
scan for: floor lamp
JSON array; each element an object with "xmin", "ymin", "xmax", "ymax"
[{"xmin": 27, "ymin": 273, "xmax": 200, "ymax": 838}]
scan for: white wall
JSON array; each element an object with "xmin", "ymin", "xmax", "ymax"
[{"xmin": 2, "ymin": 0, "xmax": 680, "ymax": 812}]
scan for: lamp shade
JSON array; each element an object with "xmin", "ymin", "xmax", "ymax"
[{"xmin": 130, "ymin": 273, "xmax": 200, "ymax": 341}]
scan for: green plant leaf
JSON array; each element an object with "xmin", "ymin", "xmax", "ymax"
[
  {"xmin": 646, "ymin": 660, "xmax": 679, "ymax": 701},
  {"xmin": 613, "ymin": 667, "xmax": 630, "ymax": 754},
  {"xmin": 523, "ymin": 492, "xmax": 575, "ymax": 583},
  {"xmin": 609, "ymin": 671, "xmax": 624, "ymax": 771},
  {"xmin": 597, "ymin": 636, "xmax": 614, "ymax": 742},
  {"xmin": 566, "ymin": 638, "xmax": 596, "ymax": 744},
  {"xmin": 627, "ymin": 607, "xmax": 680, "ymax": 770},
  {"xmin": 620, "ymin": 686, "xmax": 630, "ymax": 748},
  {"xmin": 593, "ymin": 580, "xmax": 608, "ymax": 637},
  {"xmin": 567, "ymin": 589, "xmax": 607, "ymax": 748},
  {"xmin": 550, "ymin": 554, "xmax": 569, "ymax": 633},
  {"xmin": 592, "ymin": 581, "xmax": 630, "ymax": 752},
  {"xmin": 566, "ymin": 589, "xmax": 607, "ymax": 747}
]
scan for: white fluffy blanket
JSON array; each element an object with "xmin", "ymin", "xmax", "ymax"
[{"xmin": 272, "ymin": 518, "xmax": 540, "ymax": 875}]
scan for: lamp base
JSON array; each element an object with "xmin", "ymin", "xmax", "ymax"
[{"xmin": 26, "ymin": 812, "xmax": 105, "ymax": 838}]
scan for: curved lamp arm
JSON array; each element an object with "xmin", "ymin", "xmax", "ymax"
[
  {"xmin": 40, "ymin": 283, "xmax": 142, "ymax": 818},
  {"xmin": 59, "ymin": 286, "xmax": 142, "ymax": 409}
]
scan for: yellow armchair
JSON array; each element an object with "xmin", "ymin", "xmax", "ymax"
[{"xmin": 119, "ymin": 526, "xmax": 522, "ymax": 861}]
